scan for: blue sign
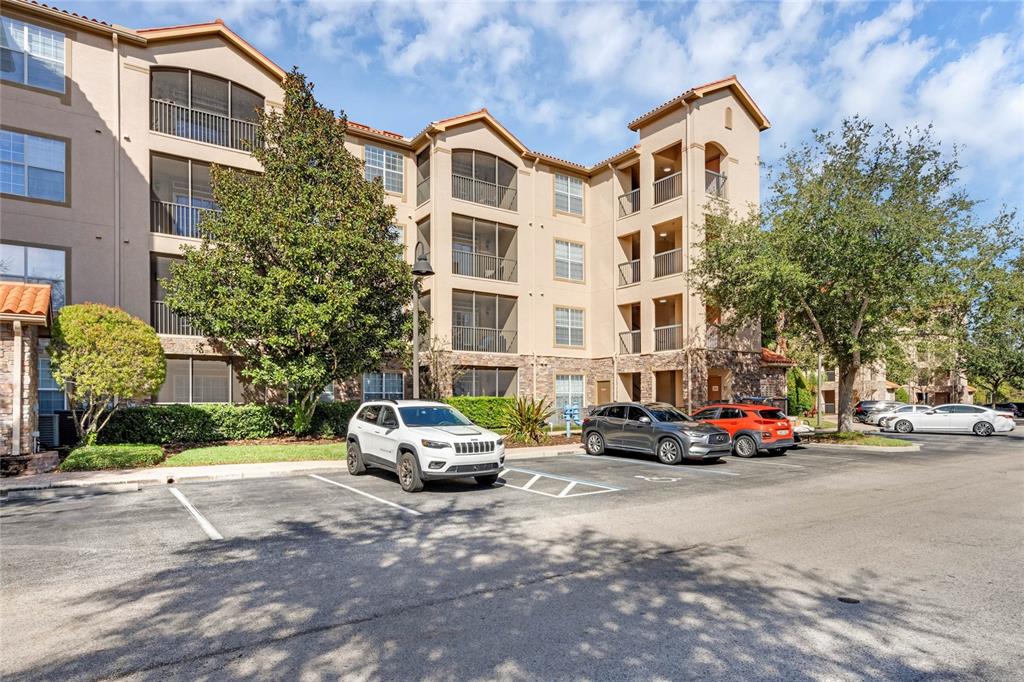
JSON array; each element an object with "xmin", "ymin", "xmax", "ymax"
[{"xmin": 563, "ymin": 404, "xmax": 582, "ymax": 435}]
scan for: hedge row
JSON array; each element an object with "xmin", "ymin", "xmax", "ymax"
[
  {"xmin": 60, "ymin": 444, "xmax": 164, "ymax": 471},
  {"xmin": 99, "ymin": 401, "xmax": 360, "ymax": 445},
  {"xmin": 444, "ymin": 396, "xmax": 515, "ymax": 429}
]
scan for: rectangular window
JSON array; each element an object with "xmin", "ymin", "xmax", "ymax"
[
  {"xmin": 554, "ymin": 306, "xmax": 584, "ymax": 347},
  {"xmin": 155, "ymin": 357, "xmax": 239, "ymax": 403},
  {"xmin": 554, "ymin": 240, "xmax": 584, "ymax": 281},
  {"xmin": 320, "ymin": 383, "xmax": 335, "ymax": 402},
  {"xmin": 555, "ymin": 374, "xmax": 585, "ymax": 414},
  {"xmin": 388, "ymin": 224, "xmax": 405, "ymax": 244},
  {"xmin": 453, "ymin": 367, "xmax": 517, "ymax": 397},
  {"xmin": 37, "ymin": 341, "xmax": 65, "ymax": 415},
  {"xmin": 364, "ymin": 144, "xmax": 404, "ymax": 193},
  {"xmin": 1, "ymin": 17, "xmax": 65, "ymax": 93},
  {"xmin": 0, "ymin": 130, "xmax": 65, "ymax": 202},
  {"xmin": 363, "ymin": 371, "xmax": 404, "ymax": 401},
  {"xmin": 554, "ymin": 174, "xmax": 584, "ymax": 215},
  {"xmin": 0, "ymin": 242, "xmax": 66, "ymax": 309}
]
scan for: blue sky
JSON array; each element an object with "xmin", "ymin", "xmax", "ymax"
[{"xmin": 64, "ymin": 1, "xmax": 1024, "ymax": 218}]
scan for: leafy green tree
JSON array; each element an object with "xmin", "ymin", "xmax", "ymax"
[
  {"xmin": 49, "ymin": 303, "xmax": 166, "ymax": 445},
  {"xmin": 965, "ymin": 250, "xmax": 1024, "ymax": 402},
  {"xmin": 692, "ymin": 117, "xmax": 977, "ymax": 432},
  {"xmin": 895, "ymin": 387, "xmax": 910, "ymax": 403},
  {"xmin": 163, "ymin": 70, "xmax": 412, "ymax": 434}
]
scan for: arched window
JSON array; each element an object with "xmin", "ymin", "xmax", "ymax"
[
  {"xmin": 724, "ymin": 106, "xmax": 733, "ymax": 130},
  {"xmin": 150, "ymin": 68, "xmax": 264, "ymax": 151},
  {"xmin": 451, "ymin": 149, "xmax": 518, "ymax": 210}
]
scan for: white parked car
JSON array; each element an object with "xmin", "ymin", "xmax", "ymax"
[
  {"xmin": 882, "ymin": 404, "xmax": 1016, "ymax": 437},
  {"xmin": 874, "ymin": 404, "xmax": 934, "ymax": 428},
  {"xmin": 346, "ymin": 400, "xmax": 506, "ymax": 492}
]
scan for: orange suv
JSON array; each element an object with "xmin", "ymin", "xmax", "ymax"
[{"xmin": 691, "ymin": 403, "xmax": 795, "ymax": 457}]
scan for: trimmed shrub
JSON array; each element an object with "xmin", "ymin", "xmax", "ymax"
[
  {"xmin": 895, "ymin": 387, "xmax": 909, "ymax": 403},
  {"xmin": 787, "ymin": 368, "xmax": 815, "ymax": 416},
  {"xmin": 310, "ymin": 401, "xmax": 361, "ymax": 437},
  {"xmin": 444, "ymin": 396, "xmax": 515, "ymax": 429},
  {"xmin": 60, "ymin": 444, "xmax": 164, "ymax": 471}
]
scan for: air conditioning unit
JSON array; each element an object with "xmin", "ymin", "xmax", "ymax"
[{"xmin": 37, "ymin": 414, "xmax": 59, "ymax": 449}]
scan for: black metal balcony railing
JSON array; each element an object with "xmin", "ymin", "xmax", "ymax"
[
  {"xmin": 654, "ymin": 323, "xmax": 683, "ymax": 351},
  {"xmin": 150, "ymin": 99, "xmax": 259, "ymax": 152},
  {"xmin": 618, "ymin": 188, "xmax": 639, "ymax": 217},
  {"xmin": 152, "ymin": 300, "xmax": 198, "ymax": 336},
  {"xmin": 452, "ymin": 174, "xmax": 518, "ymax": 211},
  {"xmin": 653, "ymin": 171, "xmax": 683, "ymax": 205},
  {"xmin": 618, "ymin": 259, "xmax": 640, "ymax": 286},
  {"xmin": 151, "ymin": 200, "xmax": 218, "ymax": 239},
  {"xmin": 452, "ymin": 326, "xmax": 518, "ymax": 353},
  {"xmin": 417, "ymin": 177, "xmax": 430, "ymax": 205},
  {"xmin": 619, "ymin": 330, "xmax": 641, "ymax": 354},
  {"xmin": 653, "ymin": 248, "xmax": 683, "ymax": 278},
  {"xmin": 705, "ymin": 169, "xmax": 727, "ymax": 198},
  {"xmin": 452, "ymin": 250, "xmax": 517, "ymax": 282}
]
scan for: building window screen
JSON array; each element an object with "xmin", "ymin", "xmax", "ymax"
[
  {"xmin": 555, "ymin": 307, "xmax": 584, "ymax": 347},
  {"xmin": 1, "ymin": 17, "xmax": 65, "ymax": 92},
  {"xmin": 452, "ymin": 367, "xmax": 517, "ymax": 397},
  {"xmin": 364, "ymin": 145, "xmax": 404, "ymax": 193},
  {"xmin": 554, "ymin": 174, "xmax": 584, "ymax": 215},
  {"xmin": 0, "ymin": 242, "xmax": 66, "ymax": 310},
  {"xmin": 0, "ymin": 129, "xmax": 65, "ymax": 202},
  {"xmin": 363, "ymin": 372, "xmax": 404, "ymax": 401},
  {"xmin": 554, "ymin": 240, "xmax": 584, "ymax": 281},
  {"xmin": 555, "ymin": 374, "xmax": 585, "ymax": 413}
]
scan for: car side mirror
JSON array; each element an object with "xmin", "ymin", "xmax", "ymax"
[{"xmin": 638, "ymin": 416, "xmax": 651, "ymax": 424}]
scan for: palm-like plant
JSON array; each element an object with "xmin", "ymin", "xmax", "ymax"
[{"xmin": 504, "ymin": 396, "xmax": 553, "ymax": 444}]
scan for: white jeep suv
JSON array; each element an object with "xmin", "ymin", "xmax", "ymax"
[{"xmin": 346, "ymin": 400, "xmax": 506, "ymax": 492}]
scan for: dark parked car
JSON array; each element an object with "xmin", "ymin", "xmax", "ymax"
[
  {"xmin": 854, "ymin": 400, "xmax": 906, "ymax": 422},
  {"xmin": 581, "ymin": 402, "xmax": 732, "ymax": 464},
  {"xmin": 991, "ymin": 403, "xmax": 1021, "ymax": 418}
]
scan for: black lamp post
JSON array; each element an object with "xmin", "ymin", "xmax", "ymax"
[{"xmin": 411, "ymin": 242, "xmax": 434, "ymax": 399}]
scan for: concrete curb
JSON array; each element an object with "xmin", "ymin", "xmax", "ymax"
[{"xmin": 504, "ymin": 446, "xmax": 583, "ymax": 460}]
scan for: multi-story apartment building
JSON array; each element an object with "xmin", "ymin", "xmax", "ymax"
[{"xmin": 1, "ymin": 1, "xmax": 790, "ymax": 451}]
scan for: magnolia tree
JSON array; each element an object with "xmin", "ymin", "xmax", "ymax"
[
  {"xmin": 691, "ymin": 117, "xmax": 983, "ymax": 432},
  {"xmin": 49, "ymin": 303, "xmax": 166, "ymax": 444},
  {"xmin": 163, "ymin": 69, "xmax": 412, "ymax": 434}
]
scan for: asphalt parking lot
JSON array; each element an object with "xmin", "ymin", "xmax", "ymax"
[{"xmin": 3, "ymin": 431, "xmax": 1023, "ymax": 680}]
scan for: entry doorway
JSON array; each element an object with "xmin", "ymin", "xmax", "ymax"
[
  {"xmin": 596, "ymin": 380, "xmax": 611, "ymax": 405},
  {"xmin": 707, "ymin": 375, "xmax": 722, "ymax": 404}
]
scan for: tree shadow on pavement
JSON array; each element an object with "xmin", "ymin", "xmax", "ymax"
[{"xmin": 2, "ymin": 497, "xmax": 1002, "ymax": 681}]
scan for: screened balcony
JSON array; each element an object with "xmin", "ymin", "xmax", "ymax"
[
  {"xmin": 150, "ymin": 68, "xmax": 263, "ymax": 152},
  {"xmin": 617, "ymin": 231, "xmax": 641, "ymax": 287},
  {"xmin": 653, "ymin": 219, "xmax": 683, "ymax": 278},
  {"xmin": 705, "ymin": 142, "xmax": 728, "ymax": 198},
  {"xmin": 452, "ymin": 149, "xmax": 518, "ymax": 211},
  {"xmin": 150, "ymin": 153, "xmax": 219, "ymax": 238},
  {"xmin": 452, "ymin": 290, "xmax": 518, "ymax": 353},
  {"xmin": 618, "ymin": 302, "xmax": 641, "ymax": 354},
  {"xmin": 617, "ymin": 163, "xmax": 640, "ymax": 217},
  {"xmin": 654, "ymin": 295, "xmax": 684, "ymax": 351},
  {"xmin": 451, "ymin": 214, "xmax": 517, "ymax": 282},
  {"xmin": 416, "ymin": 147, "xmax": 430, "ymax": 205},
  {"xmin": 653, "ymin": 144, "xmax": 683, "ymax": 205},
  {"xmin": 151, "ymin": 255, "xmax": 198, "ymax": 336}
]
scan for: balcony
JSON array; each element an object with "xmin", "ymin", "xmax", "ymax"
[
  {"xmin": 452, "ymin": 326, "xmax": 518, "ymax": 353},
  {"xmin": 618, "ymin": 188, "xmax": 640, "ymax": 217},
  {"xmin": 417, "ymin": 177, "xmax": 430, "ymax": 205},
  {"xmin": 705, "ymin": 169, "xmax": 727, "ymax": 198},
  {"xmin": 452, "ymin": 250, "xmax": 517, "ymax": 282},
  {"xmin": 619, "ymin": 330, "xmax": 641, "ymax": 354},
  {"xmin": 152, "ymin": 300, "xmax": 198, "ymax": 336},
  {"xmin": 150, "ymin": 99, "xmax": 259, "ymax": 152},
  {"xmin": 654, "ymin": 323, "xmax": 683, "ymax": 351},
  {"xmin": 618, "ymin": 259, "xmax": 640, "ymax": 286},
  {"xmin": 653, "ymin": 248, "xmax": 683, "ymax": 278},
  {"xmin": 653, "ymin": 171, "xmax": 682, "ymax": 205},
  {"xmin": 452, "ymin": 174, "xmax": 517, "ymax": 211},
  {"xmin": 151, "ymin": 200, "xmax": 218, "ymax": 239}
]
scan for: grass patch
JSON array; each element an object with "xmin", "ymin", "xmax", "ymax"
[
  {"xmin": 809, "ymin": 431, "xmax": 913, "ymax": 447},
  {"xmin": 163, "ymin": 443, "xmax": 346, "ymax": 467},
  {"xmin": 60, "ymin": 444, "xmax": 164, "ymax": 471},
  {"xmin": 810, "ymin": 419, "xmax": 837, "ymax": 430}
]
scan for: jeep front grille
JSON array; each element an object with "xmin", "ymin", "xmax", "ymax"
[{"xmin": 454, "ymin": 441, "xmax": 496, "ymax": 455}]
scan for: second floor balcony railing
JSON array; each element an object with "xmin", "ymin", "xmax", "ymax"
[
  {"xmin": 452, "ymin": 174, "xmax": 518, "ymax": 211},
  {"xmin": 618, "ymin": 188, "xmax": 640, "ymax": 217},
  {"xmin": 151, "ymin": 99, "xmax": 259, "ymax": 152},
  {"xmin": 705, "ymin": 169, "xmax": 727, "ymax": 198},
  {"xmin": 653, "ymin": 171, "xmax": 683, "ymax": 205},
  {"xmin": 619, "ymin": 329, "xmax": 641, "ymax": 354},
  {"xmin": 653, "ymin": 248, "xmax": 683, "ymax": 278},
  {"xmin": 452, "ymin": 325, "xmax": 518, "ymax": 353},
  {"xmin": 151, "ymin": 200, "xmax": 218, "ymax": 238},
  {"xmin": 654, "ymin": 323, "xmax": 683, "ymax": 351},
  {"xmin": 152, "ymin": 300, "xmax": 198, "ymax": 336},
  {"xmin": 452, "ymin": 250, "xmax": 518, "ymax": 282},
  {"xmin": 618, "ymin": 259, "xmax": 640, "ymax": 286},
  {"xmin": 417, "ymin": 177, "xmax": 430, "ymax": 205}
]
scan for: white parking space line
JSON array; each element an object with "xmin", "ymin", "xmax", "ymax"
[
  {"xmin": 784, "ymin": 452, "xmax": 856, "ymax": 462},
  {"xmin": 168, "ymin": 487, "xmax": 224, "ymax": 541},
  {"xmin": 497, "ymin": 466, "xmax": 621, "ymax": 498},
  {"xmin": 309, "ymin": 475, "xmax": 423, "ymax": 516},
  {"xmin": 557, "ymin": 481, "xmax": 578, "ymax": 497},
  {"xmin": 728, "ymin": 458, "xmax": 805, "ymax": 469},
  {"xmin": 576, "ymin": 454, "xmax": 740, "ymax": 476},
  {"xmin": 502, "ymin": 466, "xmax": 623, "ymax": 491},
  {"xmin": 521, "ymin": 474, "xmax": 542, "ymax": 491}
]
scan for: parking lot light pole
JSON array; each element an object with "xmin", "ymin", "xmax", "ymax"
[{"xmin": 411, "ymin": 242, "xmax": 434, "ymax": 400}]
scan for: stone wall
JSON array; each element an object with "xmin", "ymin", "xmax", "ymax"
[{"xmin": 1, "ymin": 323, "xmax": 39, "ymax": 456}]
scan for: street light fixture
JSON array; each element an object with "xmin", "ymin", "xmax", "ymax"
[{"xmin": 411, "ymin": 242, "xmax": 434, "ymax": 399}]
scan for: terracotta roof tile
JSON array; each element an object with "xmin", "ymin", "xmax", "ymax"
[
  {"xmin": 761, "ymin": 347, "xmax": 796, "ymax": 366},
  {"xmin": 19, "ymin": 0, "xmax": 111, "ymax": 27},
  {"xmin": 346, "ymin": 120, "xmax": 407, "ymax": 141},
  {"xmin": 0, "ymin": 283, "xmax": 51, "ymax": 317}
]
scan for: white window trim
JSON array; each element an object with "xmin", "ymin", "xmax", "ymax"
[
  {"xmin": 362, "ymin": 371, "xmax": 404, "ymax": 401},
  {"xmin": 365, "ymin": 144, "xmax": 404, "ymax": 194},
  {"xmin": 554, "ymin": 239, "xmax": 584, "ymax": 282},
  {"xmin": 555, "ymin": 374, "xmax": 585, "ymax": 410},
  {"xmin": 554, "ymin": 174, "xmax": 584, "ymax": 216},
  {"xmin": 554, "ymin": 306, "xmax": 585, "ymax": 347}
]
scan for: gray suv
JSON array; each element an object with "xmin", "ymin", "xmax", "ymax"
[{"xmin": 581, "ymin": 402, "xmax": 732, "ymax": 464}]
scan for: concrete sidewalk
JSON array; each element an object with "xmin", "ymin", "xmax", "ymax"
[{"xmin": 0, "ymin": 444, "xmax": 584, "ymax": 493}]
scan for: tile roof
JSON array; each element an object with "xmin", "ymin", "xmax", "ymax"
[
  {"xmin": 628, "ymin": 75, "xmax": 737, "ymax": 129},
  {"xmin": 0, "ymin": 283, "xmax": 51, "ymax": 318},
  {"xmin": 18, "ymin": 0, "xmax": 111, "ymax": 27},
  {"xmin": 346, "ymin": 120, "xmax": 407, "ymax": 141},
  {"xmin": 761, "ymin": 347, "xmax": 796, "ymax": 366}
]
